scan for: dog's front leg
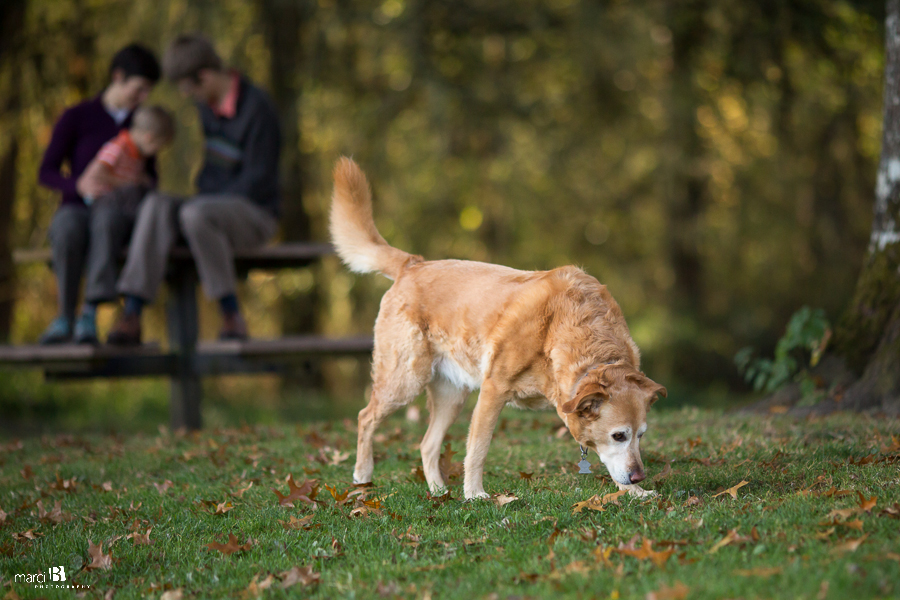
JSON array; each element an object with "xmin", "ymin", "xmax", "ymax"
[
  {"xmin": 463, "ymin": 382, "xmax": 507, "ymax": 500},
  {"xmin": 615, "ymin": 482, "xmax": 658, "ymax": 498}
]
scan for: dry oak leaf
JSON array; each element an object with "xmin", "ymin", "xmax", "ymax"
[
  {"xmin": 712, "ymin": 480, "xmax": 749, "ymax": 500},
  {"xmin": 13, "ymin": 529, "xmax": 43, "ymax": 543},
  {"xmin": 153, "ymin": 480, "xmax": 174, "ymax": 495},
  {"xmin": 439, "ymin": 443, "xmax": 464, "ymax": 482},
  {"xmin": 279, "ymin": 515, "xmax": 315, "ymax": 530},
  {"xmin": 272, "ymin": 475, "xmax": 319, "ymax": 508},
  {"xmin": 241, "ymin": 574, "xmax": 276, "ymax": 599},
  {"xmin": 37, "ymin": 499, "xmax": 70, "ymax": 524},
  {"xmin": 615, "ymin": 537, "xmax": 675, "ymax": 568},
  {"xmin": 280, "ymin": 565, "xmax": 320, "ymax": 589},
  {"xmin": 831, "ymin": 533, "xmax": 868, "ymax": 554},
  {"xmin": 856, "ymin": 491, "xmax": 877, "ymax": 512},
  {"xmin": 708, "ymin": 529, "xmax": 747, "ymax": 554},
  {"xmin": 213, "ymin": 501, "xmax": 234, "ymax": 516},
  {"xmin": 493, "ymin": 493, "xmax": 519, "ymax": 507},
  {"xmin": 126, "ymin": 528, "xmax": 152, "ymax": 545},
  {"xmin": 206, "ymin": 533, "xmax": 253, "ymax": 555},
  {"xmin": 645, "ymin": 581, "xmax": 689, "ymax": 600},
  {"xmin": 86, "ymin": 539, "xmax": 113, "ymax": 570},
  {"xmin": 231, "ymin": 482, "xmax": 254, "ymax": 498},
  {"xmin": 572, "ymin": 489, "xmax": 628, "ymax": 514}
]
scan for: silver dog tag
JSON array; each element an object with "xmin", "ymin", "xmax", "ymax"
[{"xmin": 578, "ymin": 446, "xmax": 592, "ymax": 474}]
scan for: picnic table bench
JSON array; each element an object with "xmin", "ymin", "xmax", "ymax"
[{"xmin": 0, "ymin": 243, "xmax": 373, "ymax": 430}]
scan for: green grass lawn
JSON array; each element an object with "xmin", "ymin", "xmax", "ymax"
[{"xmin": 1, "ymin": 406, "xmax": 899, "ymax": 599}]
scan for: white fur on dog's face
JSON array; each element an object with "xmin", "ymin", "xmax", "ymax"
[
  {"xmin": 593, "ymin": 422, "xmax": 647, "ymax": 485},
  {"xmin": 572, "ymin": 409, "xmax": 648, "ymax": 486}
]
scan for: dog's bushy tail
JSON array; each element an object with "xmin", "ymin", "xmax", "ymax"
[{"xmin": 330, "ymin": 157, "xmax": 420, "ymax": 280}]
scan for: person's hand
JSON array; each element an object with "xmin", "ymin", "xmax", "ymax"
[{"xmin": 76, "ymin": 173, "xmax": 108, "ymax": 199}]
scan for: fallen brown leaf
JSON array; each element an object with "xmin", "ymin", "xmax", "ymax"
[
  {"xmin": 645, "ymin": 581, "xmax": 689, "ymax": 600},
  {"xmin": 213, "ymin": 501, "xmax": 234, "ymax": 516},
  {"xmin": 86, "ymin": 539, "xmax": 113, "ymax": 570},
  {"xmin": 831, "ymin": 534, "xmax": 868, "ymax": 553},
  {"xmin": 153, "ymin": 480, "xmax": 174, "ymax": 495},
  {"xmin": 712, "ymin": 480, "xmax": 749, "ymax": 500},
  {"xmin": 615, "ymin": 537, "xmax": 674, "ymax": 568},
  {"xmin": 36, "ymin": 500, "xmax": 70, "ymax": 524},
  {"xmin": 856, "ymin": 491, "xmax": 877, "ymax": 512},
  {"xmin": 126, "ymin": 528, "xmax": 152, "ymax": 545},
  {"xmin": 708, "ymin": 529, "xmax": 747, "ymax": 554},
  {"xmin": 159, "ymin": 590, "xmax": 183, "ymax": 600},
  {"xmin": 272, "ymin": 475, "xmax": 319, "ymax": 508},
  {"xmin": 206, "ymin": 533, "xmax": 252, "ymax": 555},
  {"xmin": 279, "ymin": 515, "xmax": 315, "ymax": 530},
  {"xmin": 12, "ymin": 529, "xmax": 43, "ymax": 543},
  {"xmin": 280, "ymin": 565, "xmax": 320, "ymax": 589},
  {"xmin": 439, "ymin": 443, "xmax": 464, "ymax": 482},
  {"xmin": 492, "ymin": 493, "xmax": 519, "ymax": 507}
]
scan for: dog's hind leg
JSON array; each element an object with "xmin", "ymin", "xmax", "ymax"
[
  {"xmin": 353, "ymin": 317, "xmax": 432, "ymax": 486},
  {"xmin": 420, "ymin": 377, "xmax": 468, "ymax": 493}
]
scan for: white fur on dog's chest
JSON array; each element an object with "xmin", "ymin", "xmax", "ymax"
[{"xmin": 432, "ymin": 353, "xmax": 482, "ymax": 391}]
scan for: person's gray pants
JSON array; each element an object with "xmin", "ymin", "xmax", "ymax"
[
  {"xmin": 117, "ymin": 192, "xmax": 278, "ymax": 303},
  {"xmin": 48, "ymin": 186, "xmax": 145, "ymax": 319}
]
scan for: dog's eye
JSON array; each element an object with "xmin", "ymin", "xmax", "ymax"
[{"xmin": 612, "ymin": 432, "xmax": 627, "ymax": 442}]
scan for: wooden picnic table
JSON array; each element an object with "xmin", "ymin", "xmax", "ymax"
[{"xmin": 0, "ymin": 242, "xmax": 373, "ymax": 430}]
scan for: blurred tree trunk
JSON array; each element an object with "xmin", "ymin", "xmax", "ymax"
[
  {"xmin": 256, "ymin": 0, "xmax": 320, "ymax": 387},
  {"xmin": 832, "ymin": 0, "xmax": 900, "ymax": 412},
  {"xmin": 0, "ymin": 0, "xmax": 27, "ymax": 343}
]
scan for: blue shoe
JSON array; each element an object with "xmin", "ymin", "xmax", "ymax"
[
  {"xmin": 39, "ymin": 316, "xmax": 73, "ymax": 345},
  {"xmin": 73, "ymin": 313, "xmax": 99, "ymax": 345}
]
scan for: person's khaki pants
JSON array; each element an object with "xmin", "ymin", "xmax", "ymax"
[{"xmin": 117, "ymin": 192, "xmax": 278, "ymax": 302}]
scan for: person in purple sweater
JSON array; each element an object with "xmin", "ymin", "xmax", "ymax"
[{"xmin": 38, "ymin": 44, "xmax": 161, "ymax": 344}]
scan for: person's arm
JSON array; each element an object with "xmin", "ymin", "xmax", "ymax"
[
  {"xmin": 76, "ymin": 157, "xmax": 117, "ymax": 199},
  {"xmin": 220, "ymin": 108, "xmax": 280, "ymax": 199},
  {"xmin": 38, "ymin": 109, "xmax": 79, "ymax": 195}
]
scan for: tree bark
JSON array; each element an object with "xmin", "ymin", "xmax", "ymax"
[
  {"xmin": 256, "ymin": 0, "xmax": 320, "ymax": 387},
  {"xmin": 831, "ymin": 0, "xmax": 900, "ymax": 412},
  {"xmin": 0, "ymin": 0, "xmax": 27, "ymax": 343}
]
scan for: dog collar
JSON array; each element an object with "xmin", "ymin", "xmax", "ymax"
[{"xmin": 578, "ymin": 445, "xmax": 592, "ymax": 474}]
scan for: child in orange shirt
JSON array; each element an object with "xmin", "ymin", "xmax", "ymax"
[{"xmin": 78, "ymin": 104, "xmax": 175, "ymax": 206}]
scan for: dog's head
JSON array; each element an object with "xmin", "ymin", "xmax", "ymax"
[{"xmin": 558, "ymin": 362, "xmax": 666, "ymax": 486}]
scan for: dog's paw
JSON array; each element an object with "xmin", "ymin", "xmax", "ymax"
[
  {"xmin": 464, "ymin": 490, "xmax": 491, "ymax": 501},
  {"xmin": 616, "ymin": 483, "xmax": 657, "ymax": 498}
]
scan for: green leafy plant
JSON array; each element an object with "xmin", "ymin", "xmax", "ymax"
[{"xmin": 735, "ymin": 306, "xmax": 831, "ymax": 394}]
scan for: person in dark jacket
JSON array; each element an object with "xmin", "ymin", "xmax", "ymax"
[
  {"xmin": 38, "ymin": 44, "xmax": 160, "ymax": 344},
  {"xmin": 109, "ymin": 34, "xmax": 280, "ymax": 344}
]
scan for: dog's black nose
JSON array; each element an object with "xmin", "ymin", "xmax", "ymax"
[{"xmin": 629, "ymin": 470, "xmax": 645, "ymax": 484}]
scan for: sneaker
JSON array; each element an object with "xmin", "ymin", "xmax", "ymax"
[
  {"xmin": 107, "ymin": 313, "xmax": 142, "ymax": 346},
  {"xmin": 73, "ymin": 313, "xmax": 99, "ymax": 345},
  {"xmin": 39, "ymin": 316, "xmax": 73, "ymax": 345},
  {"xmin": 219, "ymin": 312, "xmax": 248, "ymax": 341}
]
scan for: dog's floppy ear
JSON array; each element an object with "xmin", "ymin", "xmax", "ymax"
[
  {"xmin": 561, "ymin": 382, "xmax": 608, "ymax": 417},
  {"xmin": 627, "ymin": 371, "xmax": 667, "ymax": 405}
]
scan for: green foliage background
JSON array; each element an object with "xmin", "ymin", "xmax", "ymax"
[{"xmin": 0, "ymin": 0, "xmax": 888, "ymax": 422}]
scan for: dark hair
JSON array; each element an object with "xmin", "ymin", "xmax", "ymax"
[
  {"xmin": 162, "ymin": 34, "xmax": 223, "ymax": 82},
  {"xmin": 109, "ymin": 44, "xmax": 161, "ymax": 83}
]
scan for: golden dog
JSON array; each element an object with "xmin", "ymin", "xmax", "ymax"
[{"xmin": 330, "ymin": 157, "xmax": 666, "ymax": 499}]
